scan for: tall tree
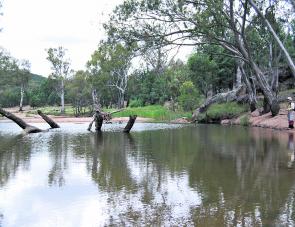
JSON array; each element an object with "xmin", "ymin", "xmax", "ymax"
[
  {"xmin": 46, "ymin": 47, "xmax": 71, "ymax": 114},
  {"xmin": 16, "ymin": 60, "xmax": 31, "ymax": 111},
  {"xmin": 104, "ymin": 0, "xmax": 293, "ymax": 115},
  {"xmin": 248, "ymin": 0, "xmax": 295, "ymax": 78},
  {"xmin": 88, "ymin": 41, "xmax": 134, "ymax": 108}
]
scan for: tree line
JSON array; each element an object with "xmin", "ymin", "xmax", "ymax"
[{"xmin": 0, "ymin": 0, "xmax": 294, "ymax": 117}]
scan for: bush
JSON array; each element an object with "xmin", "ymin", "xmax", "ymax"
[
  {"xmin": 178, "ymin": 81, "xmax": 201, "ymax": 111},
  {"xmin": 197, "ymin": 102, "xmax": 248, "ymax": 123},
  {"xmin": 129, "ymin": 99, "xmax": 144, "ymax": 108}
]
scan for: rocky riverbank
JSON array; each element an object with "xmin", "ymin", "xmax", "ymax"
[{"xmin": 221, "ymin": 109, "xmax": 292, "ymax": 131}]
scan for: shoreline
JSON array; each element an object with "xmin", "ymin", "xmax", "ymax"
[
  {"xmin": 0, "ymin": 115, "xmax": 154, "ymax": 124},
  {"xmin": 221, "ymin": 109, "xmax": 294, "ymax": 132},
  {"xmin": 1, "ymin": 107, "xmax": 294, "ymax": 132}
]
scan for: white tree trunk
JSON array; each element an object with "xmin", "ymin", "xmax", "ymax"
[
  {"xmin": 19, "ymin": 84, "xmax": 24, "ymax": 112},
  {"xmin": 234, "ymin": 61, "xmax": 243, "ymax": 89},
  {"xmin": 61, "ymin": 79, "xmax": 65, "ymax": 114},
  {"xmin": 92, "ymin": 89, "xmax": 101, "ymax": 111},
  {"xmin": 249, "ymin": 0, "xmax": 295, "ymax": 78}
]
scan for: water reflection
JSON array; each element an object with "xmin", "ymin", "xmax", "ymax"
[{"xmin": 0, "ymin": 124, "xmax": 295, "ymax": 225}]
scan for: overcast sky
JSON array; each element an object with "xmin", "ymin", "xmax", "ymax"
[{"xmin": 0, "ymin": 0, "xmax": 123, "ymax": 76}]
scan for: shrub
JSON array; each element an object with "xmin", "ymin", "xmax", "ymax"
[
  {"xmin": 178, "ymin": 81, "xmax": 201, "ymax": 111},
  {"xmin": 129, "ymin": 99, "xmax": 144, "ymax": 108}
]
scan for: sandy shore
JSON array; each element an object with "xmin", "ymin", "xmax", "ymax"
[{"xmin": 0, "ymin": 106, "xmax": 154, "ymax": 124}]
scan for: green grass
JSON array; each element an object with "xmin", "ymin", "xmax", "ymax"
[
  {"xmin": 28, "ymin": 105, "xmax": 79, "ymax": 116},
  {"xmin": 197, "ymin": 102, "xmax": 248, "ymax": 122},
  {"xmin": 110, "ymin": 105, "xmax": 192, "ymax": 121}
]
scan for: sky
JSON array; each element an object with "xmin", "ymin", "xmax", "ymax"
[{"xmin": 0, "ymin": 0, "xmax": 124, "ymax": 76}]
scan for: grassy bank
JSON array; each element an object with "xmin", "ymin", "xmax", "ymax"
[
  {"xmin": 197, "ymin": 102, "xmax": 248, "ymax": 123},
  {"xmin": 111, "ymin": 105, "xmax": 192, "ymax": 121},
  {"xmin": 28, "ymin": 105, "xmax": 192, "ymax": 122}
]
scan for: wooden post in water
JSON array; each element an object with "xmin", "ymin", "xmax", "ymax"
[
  {"xmin": 123, "ymin": 115, "xmax": 137, "ymax": 133},
  {"xmin": 37, "ymin": 110, "xmax": 60, "ymax": 128}
]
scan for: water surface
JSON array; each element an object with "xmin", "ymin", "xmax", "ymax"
[{"xmin": 0, "ymin": 123, "xmax": 294, "ymax": 226}]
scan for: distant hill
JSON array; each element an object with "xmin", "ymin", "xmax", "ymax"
[{"xmin": 28, "ymin": 73, "xmax": 46, "ymax": 87}]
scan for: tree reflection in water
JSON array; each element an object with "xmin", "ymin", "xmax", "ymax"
[
  {"xmin": 0, "ymin": 134, "xmax": 32, "ymax": 187},
  {"xmin": 0, "ymin": 125, "xmax": 295, "ymax": 225}
]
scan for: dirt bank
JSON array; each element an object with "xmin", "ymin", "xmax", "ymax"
[{"xmin": 221, "ymin": 109, "xmax": 292, "ymax": 131}]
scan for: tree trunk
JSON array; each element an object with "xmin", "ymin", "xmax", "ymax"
[
  {"xmin": 234, "ymin": 62, "xmax": 243, "ymax": 89},
  {"xmin": 118, "ymin": 91, "xmax": 125, "ymax": 109},
  {"xmin": 37, "ymin": 110, "xmax": 60, "ymax": 128},
  {"xmin": 92, "ymin": 89, "xmax": 101, "ymax": 111},
  {"xmin": 123, "ymin": 115, "xmax": 137, "ymax": 133},
  {"xmin": 0, "ymin": 107, "xmax": 43, "ymax": 133},
  {"xmin": 239, "ymin": 61, "xmax": 257, "ymax": 112},
  {"xmin": 250, "ymin": 60, "xmax": 280, "ymax": 116},
  {"xmin": 192, "ymin": 86, "xmax": 246, "ymax": 121},
  {"xmin": 19, "ymin": 84, "xmax": 24, "ymax": 112},
  {"xmin": 249, "ymin": 0, "xmax": 295, "ymax": 78},
  {"xmin": 95, "ymin": 113, "xmax": 104, "ymax": 131},
  {"xmin": 228, "ymin": 0, "xmax": 279, "ymax": 116},
  {"xmin": 61, "ymin": 79, "xmax": 65, "ymax": 114}
]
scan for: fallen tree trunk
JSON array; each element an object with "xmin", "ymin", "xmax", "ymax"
[
  {"xmin": 123, "ymin": 115, "xmax": 137, "ymax": 133},
  {"xmin": 0, "ymin": 107, "xmax": 43, "ymax": 133},
  {"xmin": 37, "ymin": 110, "xmax": 60, "ymax": 129},
  {"xmin": 192, "ymin": 86, "xmax": 246, "ymax": 122}
]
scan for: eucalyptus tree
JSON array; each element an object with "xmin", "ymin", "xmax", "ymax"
[
  {"xmin": 0, "ymin": 49, "xmax": 31, "ymax": 109},
  {"xmin": 16, "ymin": 60, "xmax": 30, "ymax": 111},
  {"xmin": 88, "ymin": 41, "xmax": 134, "ymax": 108},
  {"xmin": 46, "ymin": 47, "xmax": 71, "ymax": 114},
  {"xmin": 249, "ymin": 0, "xmax": 295, "ymax": 78},
  {"xmin": 105, "ymin": 0, "xmax": 293, "ymax": 115}
]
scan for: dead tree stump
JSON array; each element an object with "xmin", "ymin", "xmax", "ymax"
[
  {"xmin": 37, "ymin": 110, "xmax": 60, "ymax": 128},
  {"xmin": 95, "ymin": 114, "xmax": 104, "ymax": 131},
  {"xmin": 123, "ymin": 115, "xmax": 137, "ymax": 133}
]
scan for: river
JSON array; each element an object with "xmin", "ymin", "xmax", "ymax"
[{"xmin": 0, "ymin": 123, "xmax": 294, "ymax": 226}]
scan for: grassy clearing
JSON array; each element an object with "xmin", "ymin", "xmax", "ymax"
[
  {"xmin": 28, "ymin": 105, "xmax": 192, "ymax": 121},
  {"xmin": 197, "ymin": 102, "xmax": 248, "ymax": 122},
  {"xmin": 28, "ymin": 106, "xmax": 79, "ymax": 116},
  {"xmin": 110, "ymin": 105, "xmax": 192, "ymax": 121}
]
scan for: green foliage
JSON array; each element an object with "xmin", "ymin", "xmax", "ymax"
[
  {"xmin": 128, "ymin": 98, "xmax": 144, "ymax": 108},
  {"xmin": 178, "ymin": 81, "xmax": 201, "ymax": 111},
  {"xmin": 197, "ymin": 102, "xmax": 248, "ymax": 122},
  {"xmin": 87, "ymin": 41, "xmax": 134, "ymax": 108},
  {"xmin": 188, "ymin": 45, "xmax": 235, "ymax": 97},
  {"xmin": 28, "ymin": 78, "xmax": 59, "ymax": 107}
]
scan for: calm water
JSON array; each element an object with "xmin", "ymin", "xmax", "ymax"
[{"xmin": 0, "ymin": 122, "xmax": 295, "ymax": 226}]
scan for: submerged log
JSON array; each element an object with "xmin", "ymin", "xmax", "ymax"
[
  {"xmin": 0, "ymin": 107, "xmax": 43, "ymax": 133},
  {"xmin": 123, "ymin": 115, "xmax": 137, "ymax": 133},
  {"xmin": 37, "ymin": 110, "xmax": 60, "ymax": 128}
]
